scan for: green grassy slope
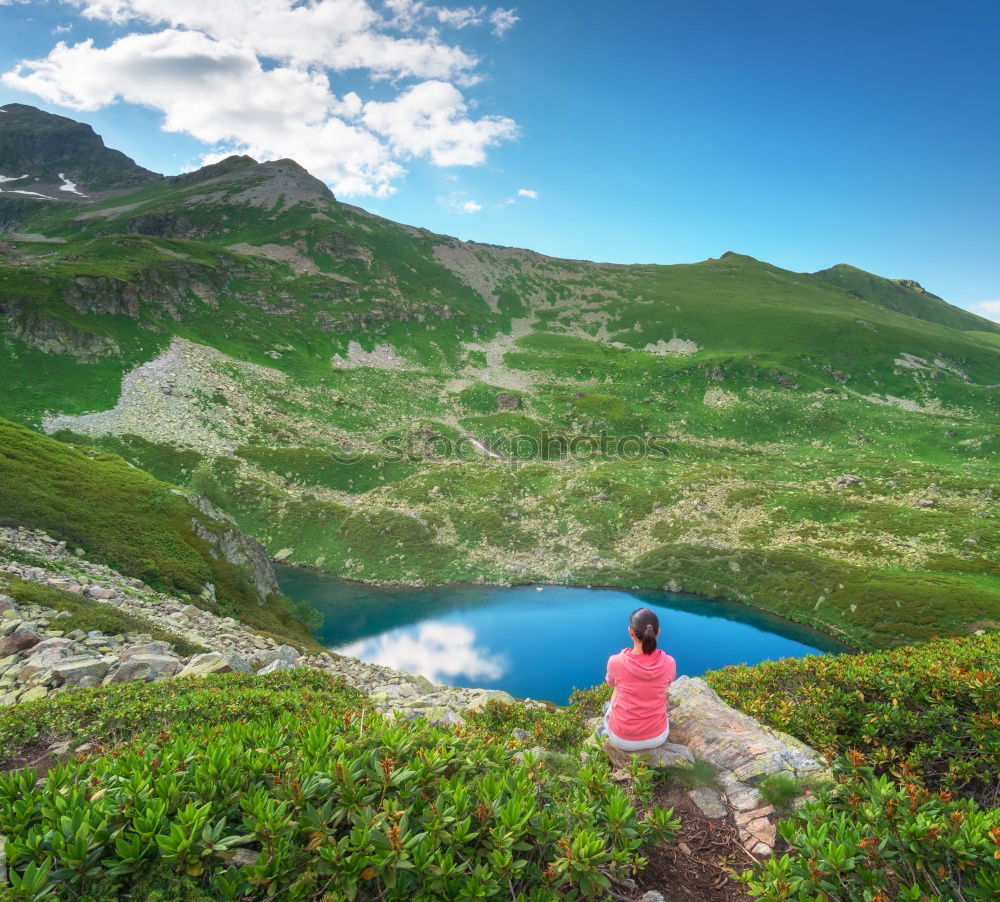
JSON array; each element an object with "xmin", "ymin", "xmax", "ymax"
[
  {"xmin": 0, "ymin": 418, "xmax": 315, "ymax": 647},
  {"xmin": 1, "ymin": 113, "xmax": 998, "ymax": 651}
]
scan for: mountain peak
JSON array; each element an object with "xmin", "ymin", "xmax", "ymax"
[{"xmin": 0, "ymin": 103, "xmax": 160, "ymax": 193}]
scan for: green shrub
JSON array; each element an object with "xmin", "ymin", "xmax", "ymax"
[
  {"xmin": 465, "ymin": 697, "xmax": 589, "ymax": 751},
  {"xmin": 757, "ymin": 774, "xmax": 804, "ymax": 810},
  {"xmin": 1, "ymin": 683, "xmax": 679, "ymax": 901},
  {"xmin": 706, "ymin": 633, "xmax": 1000, "ymax": 795},
  {"xmin": 0, "ymin": 669, "xmax": 363, "ymax": 761},
  {"xmin": 742, "ymin": 761, "xmax": 1000, "ymax": 901}
]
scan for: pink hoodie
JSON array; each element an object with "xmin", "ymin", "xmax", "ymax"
[{"xmin": 605, "ymin": 648, "xmax": 677, "ymax": 741}]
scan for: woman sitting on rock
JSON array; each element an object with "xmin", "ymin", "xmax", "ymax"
[{"xmin": 601, "ymin": 607, "xmax": 677, "ymax": 750}]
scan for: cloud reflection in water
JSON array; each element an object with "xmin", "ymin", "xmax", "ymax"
[{"xmin": 336, "ymin": 622, "xmax": 507, "ymax": 685}]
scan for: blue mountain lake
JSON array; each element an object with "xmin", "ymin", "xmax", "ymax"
[{"xmin": 277, "ymin": 567, "xmax": 850, "ymax": 704}]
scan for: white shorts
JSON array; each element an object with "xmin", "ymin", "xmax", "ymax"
[{"xmin": 602, "ymin": 701, "xmax": 670, "ymax": 751}]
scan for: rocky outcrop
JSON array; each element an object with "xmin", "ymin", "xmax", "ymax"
[
  {"xmin": 185, "ymin": 493, "xmax": 279, "ymax": 604},
  {"xmin": 1, "ymin": 299, "xmax": 121, "ymax": 360},
  {"xmin": 667, "ymin": 676, "xmax": 826, "ymax": 783}
]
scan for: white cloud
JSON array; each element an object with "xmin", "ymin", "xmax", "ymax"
[
  {"xmin": 363, "ymin": 80, "xmax": 517, "ymax": 166},
  {"xmin": 2, "ymin": 0, "xmax": 520, "ymax": 197},
  {"xmin": 489, "ymin": 7, "xmax": 519, "ymax": 36},
  {"xmin": 434, "ymin": 5, "xmax": 486, "ymax": 28},
  {"xmin": 517, "ymin": 187, "xmax": 537, "ymax": 198},
  {"xmin": 438, "ymin": 191, "xmax": 483, "ymax": 213},
  {"xmin": 968, "ymin": 300, "xmax": 1000, "ymax": 323}
]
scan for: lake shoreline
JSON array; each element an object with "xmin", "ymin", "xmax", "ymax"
[
  {"xmin": 276, "ymin": 560, "xmax": 859, "ymax": 662},
  {"xmin": 277, "ymin": 569, "xmax": 854, "ymax": 702}
]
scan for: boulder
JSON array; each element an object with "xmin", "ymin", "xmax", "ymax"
[
  {"xmin": 464, "ymin": 689, "xmax": 515, "ymax": 712},
  {"xmin": 107, "ymin": 652, "xmax": 182, "ymax": 683},
  {"xmin": 257, "ymin": 658, "xmax": 296, "ymax": 675},
  {"xmin": 85, "ymin": 586, "xmax": 115, "ymax": 600},
  {"xmin": 834, "ymin": 475, "xmax": 863, "ymax": 486},
  {"xmin": 687, "ymin": 787, "xmax": 727, "ymax": 819},
  {"xmin": 19, "ymin": 685, "xmax": 48, "ymax": 703},
  {"xmin": 0, "ymin": 627, "xmax": 42, "ymax": 657},
  {"xmin": 251, "ymin": 645, "xmax": 300, "ymax": 668},
  {"xmin": 120, "ymin": 641, "xmax": 172, "ymax": 660},
  {"xmin": 52, "ymin": 656, "xmax": 113, "ymax": 686},
  {"xmin": 667, "ymin": 676, "xmax": 826, "ymax": 783},
  {"xmin": 179, "ymin": 652, "xmax": 250, "ymax": 677},
  {"xmin": 18, "ymin": 646, "xmax": 75, "ymax": 682}
]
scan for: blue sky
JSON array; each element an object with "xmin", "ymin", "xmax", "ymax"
[{"xmin": 1, "ymin": 0, "xmax": 998, "ymax": 318}]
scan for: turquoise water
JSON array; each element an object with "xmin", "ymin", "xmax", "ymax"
[{"xmin": 277, "ymin": 567, "xmax": 850, "ymax": 704}]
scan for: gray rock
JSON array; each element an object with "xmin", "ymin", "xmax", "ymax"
[
  {"xmin": 511, "ymin": 727, "xmax": 532, "ymax": 743},
  {"xmin": 0, "ymin": 627, "xmax": 42, "ymax": 657},
  {"xmin": 251, "ymin": 644, "xmax": 300, "ymax": 668},
  {"xmin": 179, "ymin": 652, "xmax": 250, "ymax": 677},
  {"xmin": 18, "ymin": 646, "xmax": 75, "ymax": 682},
  {"xmin": 52, "ymin": 656, "xmax": 112, "ymax": 686},
  {"xmin": 19, "ymin": 685, "xmax": 49, "ymax": 703},
  {"xmin": 258, "ymin": 658, "xmax": 296, "ymax": 675},
  {"xmin": 834, "ymin": 475, "xmax": 863, "ymax": 486},
  {"xmin": 464, "ymin": 689, "xmax": 515, "ymax": 712},
  {"xmin": 641, "ymin": 742, "xmax": 696, "ymax": 769},
  {"xmin": 639, "ymin": 893, "xmax": 665, "ymax": 902},
  {"xmin": 687, "ymin": 787, "xmax": 727, "ymax": 819},
  {"xmin": 85, "ymin": 586, "xmax": 115, "ymax": 600},
  {"xmin": 120, "ymin": 641, "xmax": 172, "ymax": 660},
  {"xmin": 667, "ymin": 677, "xmax": 827, "ymax": 783}
]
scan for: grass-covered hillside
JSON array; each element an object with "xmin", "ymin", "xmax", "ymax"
[
  {"xmin": 1, "ymin": 104, "xmax": 998, "ymax": 651},
  {"xmin": 0, "ymin": 417, "xmax": 314, "ymax": 647}
]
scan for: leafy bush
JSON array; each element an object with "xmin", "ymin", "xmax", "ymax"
[
  {"xmin": 0, "ymin": 670, "xmax": 363, "ymax": 761},
  {"xmin": 706, "ymin": 633, "xmax": 1000, "ymax": 797},
  {"xmin": 464, "ymin": 697, "xmax": 589, "ymax": 751},
  {"xmin": 1, "ymin": 690, "xmax": 679, "ymax": 900},
  {"xmin": 742, "ymin": 759, "xmax": 1000, "ymax": 901}
]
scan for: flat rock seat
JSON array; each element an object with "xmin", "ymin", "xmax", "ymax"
[{"xmin": 597, "ymin": 676, "xmax": 831, "ymax": 858}]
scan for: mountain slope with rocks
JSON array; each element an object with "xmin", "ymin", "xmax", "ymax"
[{"xmin": 0, "ymin": 105, "xmax": 998, "ymax": 652}]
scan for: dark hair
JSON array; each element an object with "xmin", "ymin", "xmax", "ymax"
[{"xmin": 630, "ymin": 607, "xmax": 659, "ymax": 655}]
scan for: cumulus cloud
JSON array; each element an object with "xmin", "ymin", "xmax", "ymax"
[
  {"xmin": 363, "ymin": 80, "xmax": 517, "ymax": 166},
  {"xmin": 968, "ymin": 300, "xmax": 1000, "ymax": 323},
  {"xmin": 462, "ymin": 199, "xmax": 482, "ymax": 212},
  {"xmin": 517, "ymin": 187, "xmax": 537, "ymax": 198},
  {"xmin": 2, "ymin": 0, "xmax": 520, "ymax": 197},
  {"xmin": 489, "ymin": 7, "xmax": 518, "ymax": 36}
]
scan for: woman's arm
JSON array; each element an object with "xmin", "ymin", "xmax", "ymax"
[{"xmin": 605, "ymin": 656, "xmax": 617, "ymax": 686}]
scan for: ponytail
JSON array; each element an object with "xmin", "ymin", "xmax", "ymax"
[{"xmin": 629, "ymin": 607, "xmax": 659, "ymax": 655}]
